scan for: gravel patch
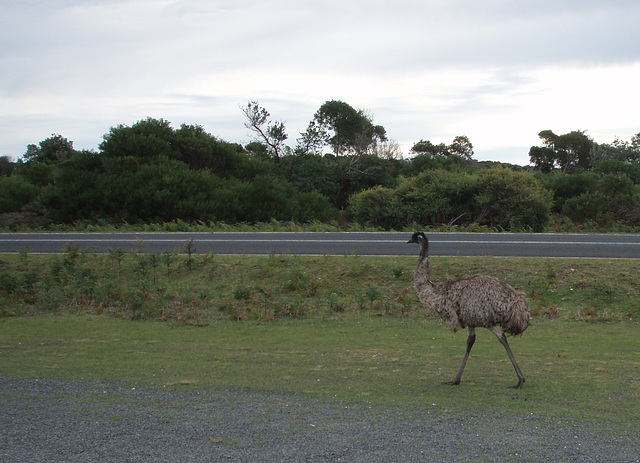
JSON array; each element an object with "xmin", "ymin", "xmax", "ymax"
[{"xmin": 1, "ymin": 378, "xmax": 638, "ymax": 462}]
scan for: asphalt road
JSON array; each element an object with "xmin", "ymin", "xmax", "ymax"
[{"xmin": 2, "ymin": 232, "xmax": 640, "ymax": 258}]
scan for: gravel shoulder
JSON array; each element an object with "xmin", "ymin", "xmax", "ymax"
[{"xmin": 1, "ymin": 378, "xmax": 638, "ymax": 462}]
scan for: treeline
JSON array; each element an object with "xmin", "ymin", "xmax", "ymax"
[{"xmin": 1, "ymin": 100, "xmax": 639, "ymax": 232}]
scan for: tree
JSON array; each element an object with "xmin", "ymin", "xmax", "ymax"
[
  {"xmin": 244, "ymin": 141, "xmax": 270, "ymax": 160},
  {"xmin": 174, "ymin": 123, "xmax": 244, "ymax": 177},
  {"xmin": 591, "ymin": 132, "xmax": 640, "ymax": 164},
  {"xmin": 410, "ymin": 140, "xmax": 448, "ymax": 157},
  {"xmin": 297, "ymin": 100, "xmax": 387, "ymax": 208},
  {"xmin": 528, "ymin": 146, "xmax": 557, "ymax": 173},
  {"xmin": 41, "ymin": 150, "xmax": 106, "ymax": 222},
  {"xmin": 241, "ymin": 101, "xmax": 289, "ymax": 163},
  {"xmin": 100, "ymin": 118, "xmax": 176, "ymax": 161},
  {"xmin": 529, "ymin": 130, "xmax": 594, "ymax": 172},
  {"xmin": 173, "ymin": 123, "xmax": 217, "ymax": 170},
  {"xmin": 371, "ymin": 139, "xmax": 403, "ymax": 160},
  {"xmin": 410, "ymin": 135, "xmax": 474, "ymax": 160},
  {"xmin": 0, "ymin": 156, "xmax": 14, "ymax": 176},
  {"xmin": 17, "ymin": 134, "xmax": 76, "ymax": 188},
  {"xmin": 449, "ymin": 135, "xmax": 474, "ymax": 160},
  {"xmin": 298, "ymin": 100, "xmax": 386, "ymax": 156},
  {"xmin": 22, "ymin": 134, "xmax": 75, "ymax": 164},
  {"xmin": 556, "ymin": 131, "xmax": 593, "ymax": 171}
]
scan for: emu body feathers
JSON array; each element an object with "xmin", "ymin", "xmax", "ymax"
[{"xmin": 419, "ymin": 274, "xmax": 530, "ymax": 335}]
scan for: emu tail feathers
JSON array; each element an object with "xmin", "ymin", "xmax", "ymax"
[{"xmin": 502, "ymin": 295, "xmax": 530, "ymax": 336}]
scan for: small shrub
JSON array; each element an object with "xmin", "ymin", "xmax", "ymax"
[
  {"xmin": 283, "ymin": 268, "xmax": 309, "ymax": 291},
  {"xmin": 577, "ymin": 306, "xmax": 599, "ymax": 322},
  {"xmin": 546, "ymin": 265, "xmax": 557, "ymax": 284},
  {"xmin": 18, "ymin": 247, "xmax": 30, "ymax": 271},
  {"xmin": 18, "ymin": 271, "xmax": 40, "ymax": 302},
  {"xmin": 233, "ymin": 287, "xmax": 251, "ymax": 301},
  {"xmin": 364, "ymin": 285, "xmax": 383, "ymax": 309},
  {"xmin": 108, "ymin": 247, "xmax": 125, "ymax": 278},
  {"xmin": 179, "ymin": 239, "xmax": 199, "ymax": 270},
  {"xmin": 62, "ymin": 244, "xmax": 81, "ymax": 272},
  {"xmin": 349, "ymin": 185, "xmax": 403, "ymax": 230},
  {"xmin": 0, "ymin": 272, "xmax": 18, "ymax": 295},
  {"xmin": 327, "ymin": 293, "xmax": 345, "ymax": 313},
  {"xmin": 278, "ymin": 303, "xmax": 306, "ymax": 319},
  {"xmin": 73, "ymin": 267, "xmax": 97, "ymax": 298},
  {"xmin": 306, "ymin": 279, "xmax": 319, "ymax": 297},
  {"xmin": 148, "ymin": 253, "xmax": 160, "ymax": 284},
  {"xmin": 218, "ymin": 302, "xmax": 246, "ymax": 321},
  {"xmin": 162, "ymin": 251, "xmax": 177, "ymax": 276}
]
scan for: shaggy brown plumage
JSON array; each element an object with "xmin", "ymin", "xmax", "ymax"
[{"xmin": 409, "ymin": 232, "xmax": 529, "ymax": 388}]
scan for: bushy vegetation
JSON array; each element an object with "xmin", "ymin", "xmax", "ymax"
[
  {"xmin": 1, "ymin": 103, "xmax": 639, "ymax": 232},
  {"xmin": 1, "ymin": 247, "xmax": 638, "ymax": 324}
]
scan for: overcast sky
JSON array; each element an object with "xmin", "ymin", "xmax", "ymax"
[{"xmin": 1, "ymin": 0, "xmax": 639, "ymax": 165}]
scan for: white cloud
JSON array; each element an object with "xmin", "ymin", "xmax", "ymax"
[{"xmin": 1, "ymin": 0, "xmax": 639, "ymax": 164}]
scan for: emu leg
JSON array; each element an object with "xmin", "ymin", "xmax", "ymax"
[
  {"xmin": 490, "ymin": 326, "xmax": 525, "ymax": 389},
  {"xmin": 445, "ymin": 327, "xmax": 475, "ymax": 386}
]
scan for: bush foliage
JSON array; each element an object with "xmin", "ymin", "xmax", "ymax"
[{"xmin": 1, "ymin": 118, "xmax": 640, "ymax": 231}]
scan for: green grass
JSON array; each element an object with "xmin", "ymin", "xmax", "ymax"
[
  {"xmin": 1, "ymin": 251, "xmax": 639, "ymax": 425},
  {"xmin": 1, "ymin": 315, "xmax": 638, "ymax": 425},
  {"xmin": 2, "ymin": 249, "xmax": 640, "ymax": 321}
]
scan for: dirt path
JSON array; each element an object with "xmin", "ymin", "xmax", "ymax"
[{"xmin": 1, "ymin": 378, "xmax": 638, "ymax": 462}]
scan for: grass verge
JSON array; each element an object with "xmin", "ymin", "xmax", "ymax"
[
  {"xmin": 1, "ymin": 252, "xmax": 639, "ymax": 426},
  {"xmin": 1, "ymin": 315, "xmax": 638, "ymax": 426},
  {"xmin": 2, "ymin": 250, "xmax": 640, "ymax": 322}
]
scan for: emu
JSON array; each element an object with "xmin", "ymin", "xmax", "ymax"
[{"xmin": 408, "ymin": 232, "xmax": 529, "ymax": 388}]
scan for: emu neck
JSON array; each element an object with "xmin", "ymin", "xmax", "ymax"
[{"xmin": 413, "ymin": 240, "xmax": 432, "ymax": 290}]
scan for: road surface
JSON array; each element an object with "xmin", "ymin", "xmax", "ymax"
[{"xmin": 2, "ymin": 232, "xmax": 640, "ymax": 258}]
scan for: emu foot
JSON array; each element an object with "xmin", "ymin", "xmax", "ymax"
[
  {"xmin": 509, "ymin": 378, "xmax": 525, "ymax": 389},
  {"xmin": 443, "ymin": 379, "xmax": 461, "ymax": 386}
]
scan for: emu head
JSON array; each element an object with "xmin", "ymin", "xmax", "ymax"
[{"xmin": 407, "ymin": 231, "xmax": 427, "ymax": 245}]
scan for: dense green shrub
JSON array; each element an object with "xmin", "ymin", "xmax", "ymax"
[
  {"xmin": 475, "ymin": 167, "xmax": 552, "ymax": 231},
  {"xmin": 350, "ymin": 167, "xmax": 553, "ymax": 231},
  {"xmin": 4, "ymin": 120, "xmax": 640, "ymax": 231},
  {"xmin": 282, "ymin": 153, "xmax": 340, "ymax": 200},
  {"xmin": 395, "ymin": 169, "xmax": 478, "ymax": 227},
  {"xmin": 349, "ymin": 186, "xmax": 403, "ymax": 229},
  {"xmin": 562, "ymin": 193, "xmax": 612, "ymax": 223},
  {"xmin": 0, "ymin": 176, "xmax": 41, "ymax": 213},
  {"xmin": 539, "ymin": 171, "xmax": 599, "ymax": 212},
  {"xmin": 593, "ymin": 160, "xmax": 640, "ymax": 184}
]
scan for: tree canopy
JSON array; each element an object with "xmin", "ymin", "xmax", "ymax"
[
  {"xmin": 241, "ymin": 101, "xmax": 289, "ymax": 163},
  {"xmin": 410, "ymin": 135, "xmax": 474, "ymax": 160},
  {"xmin": 529, "ymin": 130, "xmax": 593, "ymax": 172},
  {"xmin": 298, "ymin": 100, "xmax": 387, "ymax": 156}
]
